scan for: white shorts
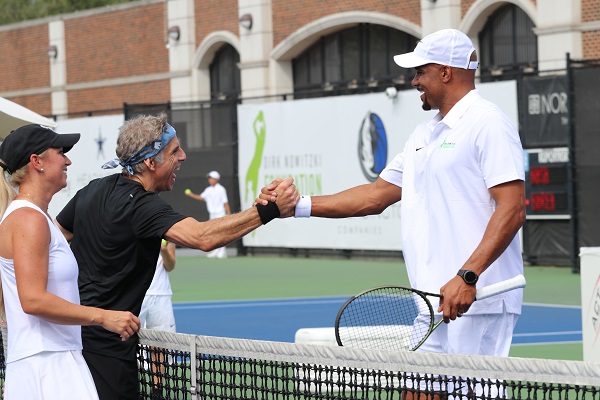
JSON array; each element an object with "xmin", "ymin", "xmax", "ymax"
[
  {"xmin": 139, "ymin": 295, "xmax": 176, "ymax": 332},
  {"xmin": 410, "ymin": 311, "xmax": 519, "ymax": 398},
  {"xmin": 5, "ymin": 350, "xmax": 99, "ymax": 400},
  {"xmin": 417, "ymin": 311, "xmax": 519, "ymax": 356}
]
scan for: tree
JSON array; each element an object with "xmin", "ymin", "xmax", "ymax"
[{"xmin": 0, "ymin": 0, "xmax": 133, "ymax": 25}]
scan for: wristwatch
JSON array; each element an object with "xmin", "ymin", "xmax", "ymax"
[{"xmin": 457, "ymin": 269, "xmax": 479, "ymax": 285}]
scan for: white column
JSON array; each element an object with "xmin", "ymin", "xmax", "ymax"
[
  {"xmin": 48, "ymin": 21, "xmax": 68, "ymax": 117},
  {"xmin": 269, "ymin": 60, "xmax": 293, "ymax": 98},
  {"xmin": 238, "ymin": 0, "xmax": 274, "ymax": 98},
  {"xmin": 168, "ymin": 0, "xmax": 198, "ymax": 102},
  {"xmin": 535, "ymin": 0, "xmax": 582, "ymax": 71},
  {"xmin": 420, "ymin": 0, "xmax": 462, "ymax": 36}
]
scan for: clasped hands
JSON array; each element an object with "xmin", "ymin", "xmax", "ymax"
[{"xmin": 256, "ymin": 178, "xmax": 300, "ymax": 218}]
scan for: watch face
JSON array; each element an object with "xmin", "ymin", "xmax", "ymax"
[
  {"xmin": 458, "ymin": 270, "xmax": 478, "ymax": 284},
  {"xmin": 464, "ymin": 270, "xmax": 477, "ymax": 283}
]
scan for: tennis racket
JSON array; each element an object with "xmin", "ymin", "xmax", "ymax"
[{"xmin": 334, "ymin": 274, "xmax": 526, "ymax": 351}]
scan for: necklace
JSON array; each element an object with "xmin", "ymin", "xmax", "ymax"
[
  {"xmin": 18, "ymin": 192, "xmax": 42, "ymax": 205},
  {"xmin": 18, "ymin": 192, "xmax": 39, "ymax": 202},
  {"xmin": 17, "ymin": 193, "xmax": 51, "ymax": 216}
]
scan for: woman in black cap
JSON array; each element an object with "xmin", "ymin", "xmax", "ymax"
[{"xmin": 0, "ymin": 124, "xmax": 140, "ymax": 399}]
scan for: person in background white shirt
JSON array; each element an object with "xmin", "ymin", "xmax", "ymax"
[
  {"xmin": 185, "ymin": 171, "xmax": 231, "ymax": 258},
  {"xmin": 139, "ymin": 239, "xmax": 176, "ymax": 397}
]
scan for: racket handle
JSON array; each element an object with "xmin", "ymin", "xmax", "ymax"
[{"xmin": 475, "ymin": 274, "xmax": 526, "ymax": 300}]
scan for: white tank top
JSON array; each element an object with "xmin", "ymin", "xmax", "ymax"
[
  {"xmin": 145, "ymin": 254, "xmax": 173, "ymax": 296},
  {"xmin": 0, "ymin": 200, "xmax": 82, "ymax": 363}
]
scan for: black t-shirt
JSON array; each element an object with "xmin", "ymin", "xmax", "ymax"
[{"xmin": 57, "ymin": 173, "xmax": 187, "ymax": 359}]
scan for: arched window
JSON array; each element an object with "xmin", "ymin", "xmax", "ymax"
[
  {"xmin": 293, "ymin": 24, "xmax": 418, "ymax": 98},
  {"xmin": 479, "ymin": 4, "xmax": 537, "ymax": 81},
  {"xmin": 210, "ymin": 44, "xmax": 241, "ymax": 100}
]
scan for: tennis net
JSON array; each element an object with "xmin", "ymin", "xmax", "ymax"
[
  {"xmin": 0, "ymin": 328, "xmax": 598, "ymax": 399},
  {"xmin": 136, "ymin": 329, "xmax": 600, "ymax": 399}
]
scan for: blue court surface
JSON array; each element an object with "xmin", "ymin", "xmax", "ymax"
[{"xmin": 173, "ymin": 297, "xmax": 582, "ymax": 345}]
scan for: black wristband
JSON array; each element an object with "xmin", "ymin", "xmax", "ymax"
[{"xmin": 256, "ymin": 202, "xmax": 280, "ymax": 225}]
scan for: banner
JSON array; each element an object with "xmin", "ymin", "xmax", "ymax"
[
  {"xmin": 519, "ymin": 76, "xmax": 569, "ymax": 147},
  {"xmin": 48, "ymin": 115, "xmax": 124, "ymax": 217},
  {"xmin": 238, "ymin": 81, "xmax": 518, "ymax": 250}
]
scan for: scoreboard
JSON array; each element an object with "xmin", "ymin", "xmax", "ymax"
[{"xmin": 524, "ymin": 147, "xmax": 571, "ymax": 217}]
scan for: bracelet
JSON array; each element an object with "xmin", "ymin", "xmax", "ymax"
[
  {"xmin": 294, "ymin": 196, "xmax": 311, "ymax": 218},
  {"xmin": 256, "ymin": 202, "xmax": 280, "ymax": 225}
]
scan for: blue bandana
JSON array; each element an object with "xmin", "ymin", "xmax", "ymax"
[{"xmin": 102, "ymin": 123, "xmax": 176, "ymax": 175}]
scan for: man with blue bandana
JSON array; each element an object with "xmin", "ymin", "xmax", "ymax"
[{"xmin": 55, "ymin": 113, "xmax": 300, "ymax": 400}]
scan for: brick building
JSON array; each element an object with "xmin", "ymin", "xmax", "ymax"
[{"xmin": 0, "ymin": 0, "xmax": 597, "ymax": 119}]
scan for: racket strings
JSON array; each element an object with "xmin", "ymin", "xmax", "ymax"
[{"xmin": 337, "ymin": 287, "xmax": 433, "ymax": 351}]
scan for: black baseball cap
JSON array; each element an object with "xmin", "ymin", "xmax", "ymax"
[{"xmin": 0, "ymin": 124, "xmax": 80, "ymax": 174}]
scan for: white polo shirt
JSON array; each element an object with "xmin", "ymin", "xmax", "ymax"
[
  {"xmin": 380, "ymin": 90, "xmax": 525, "ymax": 315},
  {"xmin": 200, "ymin": 183, "xmax": 229, "ymax": 218}
]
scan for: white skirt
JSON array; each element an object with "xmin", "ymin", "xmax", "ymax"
[
  {"xmin": 139, "ymin": 294, "xmax": 176, "ymax": 332},
  {"xmin": 4, "ymin": 350, "xmax": 99, "ymax": 400}
]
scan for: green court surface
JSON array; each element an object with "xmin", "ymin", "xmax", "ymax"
[{"xmin": 169, "ymin": 253, "xmax": 583, "ymax": 361}]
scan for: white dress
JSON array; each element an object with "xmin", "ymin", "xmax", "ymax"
[{"xmin": 0, "ymin": 200, "xmax": 99, "ymax": 399}]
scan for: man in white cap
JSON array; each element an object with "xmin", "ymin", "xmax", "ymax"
[
  {"xmin": 259, "ymin": 29, "xmax": 525, "ymax": 361},
  {"xmin": 185, "ymin": 170, "xmax": 231, "ymax": 258}
]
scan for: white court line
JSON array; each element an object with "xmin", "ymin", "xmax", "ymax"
[
  {"xmin": 173, "ymin": 298, "xmax": 346, "ymax": 310},
  {"xmin": 174, "ymin": 299, "xmax": 580, "ymax": 308},
  {"xmin": 524, "ymin": 302, "xmax": 581, "ymax": 309},
  {"xmin": 512, "ymin": 340, "xmax": 582, "ymax": 346},
  {"xmin": 514, "ymin": 331, "xmax": 582, "ymax": 337},
  {"xmin": 173, "ymin": 299, "xmax": 582, "ymax": 311}
]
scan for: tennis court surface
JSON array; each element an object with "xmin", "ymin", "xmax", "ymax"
[{"xmin": 171, "ymin": 298, "xmax": 582, "ymax": 345}]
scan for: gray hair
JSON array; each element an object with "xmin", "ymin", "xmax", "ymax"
[{"xmin": 116, "ymin": 113, "xmax": 168, "ymax": 175}]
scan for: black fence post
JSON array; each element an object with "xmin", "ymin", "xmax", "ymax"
[{"xmin": 566, "ymin": 53, "xmax": 580, "ymax": 273}]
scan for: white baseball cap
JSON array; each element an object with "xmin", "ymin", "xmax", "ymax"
[
  {"xmin": 207, "ymin": 171, "xmax": 220, "ymax": 179},
  {"xmin": 393, "ymin": 29, "xmax": 479, "ymax": 70}
]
